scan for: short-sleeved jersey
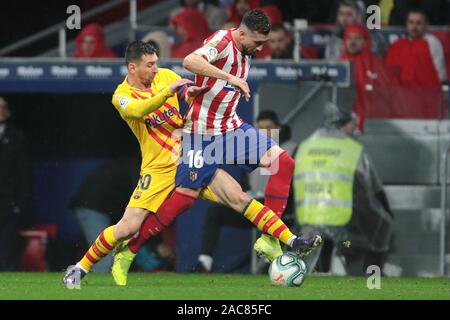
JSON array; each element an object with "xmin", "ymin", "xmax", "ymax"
[
  {"xmin": 183, "ymin": 29, "xmax": 251, "ymax": 135},
  {"xmin": 112, "ymin": 68, "xmax": 183, "ymax": 173}
]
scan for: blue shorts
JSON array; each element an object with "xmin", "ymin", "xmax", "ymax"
[{"xmin": 176, "ymin": 123, "xmax": 276, "ymax": 189}]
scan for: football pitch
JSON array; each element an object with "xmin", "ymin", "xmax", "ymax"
[{"xmin": 0, "ymin": 272, "xmax": 448, "ymax": 300}]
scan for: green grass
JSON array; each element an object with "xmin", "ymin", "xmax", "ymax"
[{"xmin": 0, "ymin": 272, "xmax": 448, "ymax": 300}]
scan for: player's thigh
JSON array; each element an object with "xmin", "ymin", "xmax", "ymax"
[
  {"xmin": 208, "ymin": 168, "xmax": 251, "ymax": 212},
  {"xmin": 176, "ymin": 186, "xmax": 201, "ymax": 198},
  {"xmin": 231, "ymin": 123, "xmax": 279, "ymax": 170},
  {"xmin": 128, "ymin": 170, "xmax": 176, "ymax": 213}
]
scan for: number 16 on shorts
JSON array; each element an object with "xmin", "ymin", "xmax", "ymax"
[{"xmin": 187, "ymin": 150, "xmax": 204, "ymax": 169}]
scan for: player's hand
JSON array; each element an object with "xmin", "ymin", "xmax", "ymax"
[
  {"xmin": 169, "ymin": 78, "xmax": 193, "ymax": 93},
  {"xmin": 185, "ymin": 85, "xmax": 208, "ymax": 101},
  {"xmin": 228, "ymin": 76, "xmax": 250, "ymax": 101}
]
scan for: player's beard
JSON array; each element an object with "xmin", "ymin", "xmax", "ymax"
[
  {"xmin": 143, "ymin": 79, "xmax": 152, "ymax": 87},
  {"xmin": 142, "ymin": 74, "xmax": 155, "ymax": 87},
  {"xmin": 241, "ymin": 45, "xmax": 256, "ymax": 58}
]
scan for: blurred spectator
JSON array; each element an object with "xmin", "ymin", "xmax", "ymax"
[
  {"xmin": 260, "ymin": 4, "xmax": 284, "ymax": 25},
  {"xmin": 69, "ymin": 157, "xmax": 140, "ymax": 272},
  {"xmin": 385, "ymin": 10, "xmax": 448, "ymax": 119},
  {"xmin": 325, "ymin": 0, "xmax": 387, "ymax": 59},
  {"xmin": 0, "ymin": 97, "xmax": 31, "ymax": 271},
  {"xmin": 171, "ymin": 0, "xmax": 228, "ymax": 31},
  {"xmin": 438, "ymin": 30, "xmax": 450, "ymax": 83},
  {"xmin": 142, "ymin": 31, "xmax": 170, "ymax": 58},
  {"xmin": 388, "ymin": 0, "xmax": 449, "ymax": 26},
  {"xmin": 268, "ymin": 24, "xmax": 293, "ymax": 59},
  {"xmin": 386, "ymin": 10, "xmax": 448, "ymax": 84},
  {"xmin": 222, "ymin": 21, "xmax": 241, "ymax": 29},
  {"xmin": 339, "ymin": 24, "xmax": 399, "ymax": 131},
  {"xmin": 260, "ymin": 0, "xmax": 331, "ymax": 24},
  {"xmin": 193, "ymin": 111, "xmax": 296, "ymax": 273},
  {"xmin": 227, "ymin": 0, "xmax": 260, "ymax": 27},
  {"xmin": 171, "ymin": 7, "xmax": 212, "ymax": 58},
  {"xmin": 73, "ymin": 23, "xmax": 117, "ymax": 59},
  {"xmin": 294, "ymin": 102, "xmax": 394, "ymax": 276}
]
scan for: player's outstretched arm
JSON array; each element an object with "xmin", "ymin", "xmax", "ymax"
[
  {"xmin": 183, "ymin": 53, "xmax": 250, "ymax": 101},
  {"xmin": 113, "ymin": 79, "xmax": 193, "ymax": 119}
]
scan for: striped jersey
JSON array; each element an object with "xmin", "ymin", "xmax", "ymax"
[
  {"xmin": 184, "ymin": 29, "xmax": 251, "ymax": 135},
  {"xmin": 112, "ymin": 68, "xmax": 183, "ymax": 173}
]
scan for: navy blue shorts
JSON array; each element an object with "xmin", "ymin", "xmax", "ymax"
[{"xmin": 176, "ymin": 123, "xmax": 276, "ymax": 189}]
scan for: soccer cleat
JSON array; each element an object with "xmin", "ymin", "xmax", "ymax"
[
  {"xmin": 292, "ymin": 234, "xmax": 323, "ymax": 258},
  {"xmin": 253, "ymin": 234, "xmax": 283, "ymax": 262},
  {"xmin": 111, "ymin": 240, "xmax": 136, "ymax": 286},
  {"xmin": 62, "ymin": 265, "xmax": 86, "ymax": 288}
]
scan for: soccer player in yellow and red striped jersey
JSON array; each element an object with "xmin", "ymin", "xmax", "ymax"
[{"xmin": 62, "ymin": 41, "xmax": 209, "ymax": 286}]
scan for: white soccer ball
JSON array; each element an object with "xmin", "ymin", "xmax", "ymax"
[{"xmin": 268, "ymin": 252, "xmax": 307, "ymax": 287}]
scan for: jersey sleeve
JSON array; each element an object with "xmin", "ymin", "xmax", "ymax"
[
  {"xmin": 112, "ymin": 87, "xmax": 174, "ymax": 119},
  {"xmin": 193, "ymin": 30, "xmax": 229, "ymax": 64}
]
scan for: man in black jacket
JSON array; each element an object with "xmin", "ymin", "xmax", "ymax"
[{"xmin": 0, "ymin": 96, "xmax": 31, "ymax": 271}]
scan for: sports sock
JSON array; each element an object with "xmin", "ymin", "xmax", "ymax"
[
  {"xmin": 78, "ymin": 226, "xmax": 118, "ymax": 272},
  {"xmin": 128, "ymin": 191, "xmax": 197, "ymax": 253},
  {"xmin": 264, "ymin": 151, "xmax": 295, "ymax": 216},
  {"xmin": 243, "ymin": 199, "xmax": 294, "ymax": 245}
]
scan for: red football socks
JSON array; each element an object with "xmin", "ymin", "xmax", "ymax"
[
  {"xmin": 128, "ymin": 190, "xmax": 197, "ymax": 253},
  {"xmin": 264, "ymin": 151, "xmax": 295, "ymax": 217}
]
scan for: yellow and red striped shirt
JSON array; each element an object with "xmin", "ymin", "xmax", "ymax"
[{"xmin": 112, "ymin": 68, "xmax": 183, "ymax": 173}]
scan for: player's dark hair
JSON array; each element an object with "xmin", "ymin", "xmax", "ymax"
[
  {"xmin": 241, "ymin": 9, "xmax": 271, "ymax": 35},
  {"xmin": 257, "ymin": 110, "xmax": 280, "ymax": 125},
  {"xmin": 145, "ymin": 40, "xmax": 160, "ymax": 56},
  {"xmin": 125, "ymin": 40, "xmax": 157, "ymax": 64}
]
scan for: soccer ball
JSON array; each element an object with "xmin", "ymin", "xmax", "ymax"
[{"xmin": 268, "ymin": 252, "xmax": 307, "ymax": 287}]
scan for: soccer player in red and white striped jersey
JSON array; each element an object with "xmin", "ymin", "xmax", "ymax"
[
  {"xmin": 112, "ymin": 10, "xmax": 322, "ymax": 284},
  {"xmin": 177, "ymin": 10, "xmax": 316, "ymax": 253},
  {"xmin": 183, "ymin": 27, "xmax": 251, "ymax": 135}
]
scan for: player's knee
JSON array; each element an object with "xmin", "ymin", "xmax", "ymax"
[
  {"xmin": 228, "ymin": 189, "xmax": 250, "ymax": 210},
  {"xmin": 115, "ymin": 218, "xmax": 140, "ymax": 239}
]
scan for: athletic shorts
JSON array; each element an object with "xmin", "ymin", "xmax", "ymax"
[
  {"xmin": 176, "ymin": 123, "xmax": 276, "ymax": 189},
  {"xmin": 127, "ymin": 167, "xmax": 219, "ymax": 212}
]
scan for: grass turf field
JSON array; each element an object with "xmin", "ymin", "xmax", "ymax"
[{"xmin": 0, "ymin": 272, "xmax": 448, "ymax": 300}]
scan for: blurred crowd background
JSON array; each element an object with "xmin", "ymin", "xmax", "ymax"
[{"xmin": 0, "ymin": 0, "xmax": 449, "ymax": 277}]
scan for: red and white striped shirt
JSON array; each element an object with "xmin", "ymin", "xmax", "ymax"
[{"xmin": 183, "ymin": 29, "xmax": 251, "ymax": 135}]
